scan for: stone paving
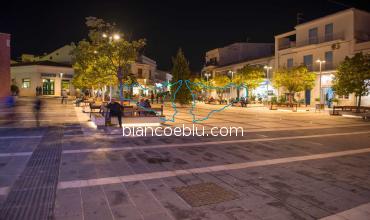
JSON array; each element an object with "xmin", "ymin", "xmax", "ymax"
[{"xmin": 0, "ymin": 97, "xmax": 369, "ymax": 220}]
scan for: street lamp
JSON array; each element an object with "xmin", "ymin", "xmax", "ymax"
[
  {"xmin": 204, "ymin": 73, "xmax": 211, "ymax": 84},
  {"xmin": 228, "ymin": 70, "xmax": 234, "ymax": 98},
  {"xmin": 204, "ymin": 73, "xmax": 211, "ymax": 97},
  {"xmin": 316, "ymin": 59, "xmax": 326, "ymax": 105},
  {"xmin": 113, "ymin": 34, "xmax": 120, "ymax": 41},
  {"xmin": 264, "ymin": 65, "xmax": 272, "ymax": 99}
]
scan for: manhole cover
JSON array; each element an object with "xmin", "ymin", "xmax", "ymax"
[
  {"xmin": 146, "ymin": 157, "xmax": 170, "ymax": 164},
  {"xmin": 174, "ymin": 182, "xmax": 238, "ymax": 207}
]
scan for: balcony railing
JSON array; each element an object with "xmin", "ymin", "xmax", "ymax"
[
  {"xmin": 278, "ymin": 32, "xmax": 344, "ymax": 50},
  {"xmin": 296, "ymin": 32, "xmax": 345, "ymax": 47},
  {"xmin": 205, "ymin": 60, "xmax": 218, "ymax": 66}
]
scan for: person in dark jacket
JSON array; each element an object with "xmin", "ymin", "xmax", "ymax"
[
  {"xmin": 107, "ymin": 101, "xmax": 123, "ymax": 127},
  {"xmin": 34, "ymin": 97, "xmax": 42, "ymax": 127}
]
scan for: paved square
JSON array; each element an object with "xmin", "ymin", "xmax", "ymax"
[
  {"xmin": 0, "ymin": 97, "xmax": 370, "ymax": 220},
  {"xmin": 174, "ymin": 182, "xmax": 238, "ymax": 207}
]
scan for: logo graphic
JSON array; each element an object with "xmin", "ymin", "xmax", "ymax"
[{"xmin": 118, "ymin": 80, "xmax": 242, "ymax": 123}]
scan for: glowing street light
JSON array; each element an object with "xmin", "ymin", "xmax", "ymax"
[
  {"xmin": 113, "ymin": 34, "xmax": 120, "ymax": 40},
  {"xmin": 316, "ymin": 59, "xmax": 326, "ymax": 105},
  {"xmin": 102, "ymin": 33, "xmax": 108, "ymax": 38}
]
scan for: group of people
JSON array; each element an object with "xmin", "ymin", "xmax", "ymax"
[{"xmin": 103, "ymin": 98, "xmax": 157, "ymax": 128}]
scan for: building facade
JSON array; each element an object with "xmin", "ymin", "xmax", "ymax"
[
  {"xmin": 11, "ymin": 44, "xmax": 169, "ymax": 97},
  {"xmin": 202, "ymin": 42, "xmax": 275, "ymax": 100},
  {"xmin": 11, "ymin": 61, "xmax": 75, "ymax": 97},
  {"xmin": 275, "ymin": 8, "xmax": 370, "ymax": 106},
  {"xmin": 0, "ymin": 33, "xmax": 11, "ymax": 98}
]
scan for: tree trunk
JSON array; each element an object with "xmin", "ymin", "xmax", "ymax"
[
  {"xmin": 236, "ymin": 87, "xmax": 240, "ymax": 100},
  {"xmin": 357, "ymin": 94, "xmax": 362, "ymax": 113}
]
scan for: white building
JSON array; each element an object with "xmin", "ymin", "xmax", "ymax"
[
  {"xmin": 11, "ymin": 61, "xmax": 75, "ymax": 97},
  {"xmin": 202, "ymin": 42, "xmax": 275, "ymax": 100},
  {"xmin": 11, "ymin": 45, "xmax": 169, "ymax": 97},
  {"xmin": 275, "ymin": 8, "xmax": 370, "ymax": 106}
]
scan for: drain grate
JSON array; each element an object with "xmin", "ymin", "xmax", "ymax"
[
  {"xmin": 0, "ymin": 127, "xmax": 63, "ymax": 220},
  {"xmin": 174, "ymin": 182, "xmax": 238, "ymax": 207}
]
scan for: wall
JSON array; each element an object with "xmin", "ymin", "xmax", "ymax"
[
  {"xmin": 0, "ymin": 33, "xmax": 11, "ymax": 98},
  {"xmin": 11, "ymin": 65, "xmax": 75, "ymax": 97}
]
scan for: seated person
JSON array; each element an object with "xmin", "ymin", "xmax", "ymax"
[{"xmin": 137, "ymin": 99, "xmax": 147, "ymax": 116}]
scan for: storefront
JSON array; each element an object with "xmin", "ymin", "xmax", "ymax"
[{"xmin": 10, "ymin": 61, "xmax": 75, "ymax": 97}]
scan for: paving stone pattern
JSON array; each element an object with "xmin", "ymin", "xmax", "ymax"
[{"xmin": 0, "ymin": 127, "xmax": 63, "ymax": 220}]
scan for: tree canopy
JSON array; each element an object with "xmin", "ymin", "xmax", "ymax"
[
  {"xmin": 332, "ymin": 52, "xmax": 370, "ymax": 110},
  {"xmin": 212, "ymin": 74, "xmax": 231, "ymax": 100},
  {"xmin": 171, "ymin": 49, "xmax": 192, "ymax": 105},
  {"xmin": 72, "ymin": 17, "xmax": 146, "ymax": 97},
  {"xmin": 272, "ymin": 65, "xmax": 316, "ymax": 103},
  {"xmin": 234, "ymin": 64, "xmax": 265, "ymax": 98}
]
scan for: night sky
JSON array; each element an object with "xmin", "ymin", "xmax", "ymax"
[{"xmin": 1, "ymin": 0, "xmax": 369, "ymax": 71}]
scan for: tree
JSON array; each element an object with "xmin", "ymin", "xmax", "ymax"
[
  {"xmin": 171, "ymin": 49, "xmax": 192, "ymax": 105},
  {"xmin": 272, "ymin": 65, "xmax": 316, "ymax": 103},
  {"xmin": 212, "ymin": 75, "xmax": 231, "ymax": 101},
  {"xmin": 72, "ymin": 17, "xmax": 145, "ymax": 100},
  {"xmin": 234, "ymin": 64, "xmax": 265, "ymax": 99},
  {"xmin": 332, "ymin": 52, "xmax": 370, "ymax": 112}
]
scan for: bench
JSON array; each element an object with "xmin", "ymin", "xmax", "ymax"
[
  {"xmin": 270, "ymin": 103, "xmax": 298, "ymax": 112},
  {"xmin": 89, "ymin": 102, "xmax": 102, "ymax": 118},
  {"xmin": 332, "ymin": 106, "xmax": 370, "ymax": 115},
  {"xmin": 96, "ymin": 105, "xmax": 164, "ymax": 127}
]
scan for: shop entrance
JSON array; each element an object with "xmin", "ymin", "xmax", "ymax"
[{"xmin": 42, "ymin": 79, "xmax": 55, "ymax": 95}]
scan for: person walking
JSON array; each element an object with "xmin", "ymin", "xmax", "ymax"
[
  {"xmin": 33, "ymin": 97, "xmax": 42, "ymax": 127},
  {"xmin": 150, "ymin": 92, "xmax": 155, "ymax": 104},
  {"xmin": 61, "ymin": 90, "xmax": 68, "ymax": 104}
]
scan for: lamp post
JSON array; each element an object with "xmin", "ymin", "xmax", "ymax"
[
  {"xmin": 60, "ymin": 73, "xmax": 64, "ymax": 95},
  {"xmin": 316, "ymin": 59, "xmax": 326, "ymax": 105},
  {"xmin": 102, "ymin": 33, "xmax": 122, "ymax": 103},
  {"xmin": 228, "ymin": 70, "xmax": 234, "ymax": 98},
  {"xmin": 204, "ymin": 73, "xmax": 211, "ymax": 97},
  {"xmin": 264, "ymin": 65, "xmax": 272, "ymax": 99}
]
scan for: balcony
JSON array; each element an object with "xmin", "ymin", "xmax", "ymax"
[
  {"xmin": 205, "ymin": 60, "xmax": 218, "ymax": 67},
  {"xmin": 296, "ymin": 32, "xmax": 345, "ymax": 48},
  {"xmin": 278, "ymin": 32, "xmax": 344, "ymax": 50}
]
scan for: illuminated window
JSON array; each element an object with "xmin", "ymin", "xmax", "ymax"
[{"xmin": 22, "ymin": 78, "xmax": 31, "ymax": 88}]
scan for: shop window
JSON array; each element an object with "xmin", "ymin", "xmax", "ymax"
[{"xmin": 22, "ymin": 78, "xmax": 31, "ymax": 88}]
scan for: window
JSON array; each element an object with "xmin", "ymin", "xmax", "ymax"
[
  {"xmin": 149, "ymin": 70, "xmax": 152, "ymax": 79},
  {"xmin": 325, "ymin": 51, "xmax": 333, "ymax": 70},
  {"xmin": 325, "ymin": 23, "xmax": 333, "ymax": 41},
  {"xmin": 303, "ymin": 55, "xmax": 313, "ymax": 71},
  {"xmin": 308, "ymin": 27, "xmax": 318, "ymax": 44},
  {"xmin": 338, "ymin": 94, "xmax": 349, "ymax": 99},
  {"xmin": 287, "ymin": 58, "xmax": 293, "ymax": 68},
  {"xmin": 137, "ymin": 68, "xmax": 143, "ymax": 78},
  {"xmin": 22, "ymin": 78, "xmax": 31, "ymax": 88}
]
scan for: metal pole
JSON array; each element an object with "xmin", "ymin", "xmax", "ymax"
[
  {"xmin": 266, "ymin": 68, "xmax": 269, "ymax": 98},
  {"xmin": 319, "ymin": 62, "xmax": 322, "ymax": 105}
]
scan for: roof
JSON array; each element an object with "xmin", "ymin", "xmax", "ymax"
[
  {"xmin": 11, "ymin": 60, "xmax": 72, "ymax": 68},
  {"xmin": 295, "ymin": 8, "xmax": 370, "ymax": 28}
]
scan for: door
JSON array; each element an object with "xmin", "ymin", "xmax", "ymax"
[
  {"xmin": 305, "ymin": 89, "xmax": 311, "ymax": 105},
  {"xmin": 42, "ymin": 79, "xmax": 55, "ymax": 95}
]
